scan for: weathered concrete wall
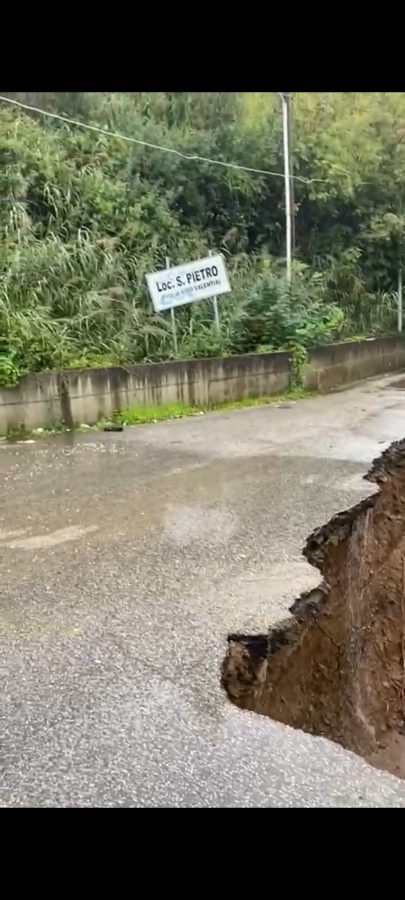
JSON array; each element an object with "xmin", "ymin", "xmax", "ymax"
[
  {"xmin": 0, "ymin": 352, "xmax": 291, "ymax": 433},
  {"xmin": 1, "ymin": 336, "xmax": 405, "ymax": 434},
  {"xmin": 303, "ymin": 335, "xmax": 405, "ymax": 392}
]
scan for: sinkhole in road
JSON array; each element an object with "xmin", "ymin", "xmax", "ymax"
[{"xmin": 221, "ymin": 438, "xmax": 405, "ymax": 780}]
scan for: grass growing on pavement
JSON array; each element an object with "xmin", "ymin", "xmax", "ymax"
[
  {"xmin": 0, "ymin": 388, "xmax": 312, "ymax": 442},
  {"xmin": 112, "ymin": 403, "xmax": 200, "ymax": 425},
  {"xmin": 112, "ymin": 388, "xmax": 310, "ymax": 425}
]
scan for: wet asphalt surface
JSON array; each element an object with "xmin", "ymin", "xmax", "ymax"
[{"xmin": 2, "ymin": 374, "xmax": 405, "ymax": 807}]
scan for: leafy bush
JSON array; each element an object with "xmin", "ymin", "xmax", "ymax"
[{"xmin": 226, "ymin": 269, "xmax": 344, "ymax": 354}]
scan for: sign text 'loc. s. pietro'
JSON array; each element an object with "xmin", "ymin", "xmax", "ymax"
[{"xmin": 145, "ymin": 254, "xmax": 231, "ymax": 312}]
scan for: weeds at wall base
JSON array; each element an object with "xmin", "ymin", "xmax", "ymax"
[{"xmin": 0, "ymin": 389, "xmax": 312, "ymax": 443}]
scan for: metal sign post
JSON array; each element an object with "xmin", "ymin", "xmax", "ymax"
[
  {"xmin": 165, "ymin": 256, "xmax": 178, "ymax": 354},
  {"xmin": 209, "ymin": 249, "xmax": 220, "ymax": 332}
]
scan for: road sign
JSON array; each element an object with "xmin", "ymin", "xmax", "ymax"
[{"xmin": 146, "ymin": 254, "xmax": 231, "ymax": 313}]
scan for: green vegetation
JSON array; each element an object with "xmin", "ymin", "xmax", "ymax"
[
  {"xmin": 112, "ymin": 403, "xmax": 203, "ymax": 425},
  {"xmin": 1, "ymin": 92, "xmax": 404, "ymax": 386},
  {"xmin": 112, "ymin": 389, "xmax": 310, "ymax": 425},
  {"xmin": 1, "ymin": 388, "xmax": 312, "ymax": 441}
]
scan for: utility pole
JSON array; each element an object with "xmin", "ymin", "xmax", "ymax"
[
  {"xmin": 279, "ymin": 92, "xmax": 294, "ymax": 284},
  {"xmin": 287, "ymin": 95, "xmax": 295, "ymax": 256}
]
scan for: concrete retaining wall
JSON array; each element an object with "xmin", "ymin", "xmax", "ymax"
[
  {"xmin": 303, "ymin": 335, "xmax": 405, "ymax": 392},
  {"xmin": 1, "ymin": 336, "xmax": 404, "ymax": 434},
  {"xmin": 0, "ymin": 351, "xmax": 291, "ymax": 433}
]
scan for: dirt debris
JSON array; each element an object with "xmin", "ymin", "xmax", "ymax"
[{"xmin": 222, "ymin": 438, "xmax": 405, "ymax": 779}]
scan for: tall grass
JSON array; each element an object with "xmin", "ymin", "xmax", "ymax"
[{"xmin": 0, "ymin": 101, "xmax": 400, "ymax": 387}]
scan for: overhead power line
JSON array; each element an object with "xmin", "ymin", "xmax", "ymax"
[{"xmin": 0, "ymin": 94, "xmax": 325, "ymax": 185}]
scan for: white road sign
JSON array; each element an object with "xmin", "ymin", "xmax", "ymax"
[{"xmin": 146, "ymin": 254, "xmax": 231, "ymax": 312}]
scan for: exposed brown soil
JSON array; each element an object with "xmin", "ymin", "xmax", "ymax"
[{"xmin": 221, "ymin": 439, "xmax": 405, "ymax": 778}]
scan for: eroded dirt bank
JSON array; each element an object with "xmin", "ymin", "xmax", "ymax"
[{"xmin": 222, "ymin": 439, "xmax": 405, "ymax": 778}]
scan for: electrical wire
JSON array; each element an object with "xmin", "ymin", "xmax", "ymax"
[{"xmin": 0, "ymin": 94, "xmax": 326, "ymax": 185}]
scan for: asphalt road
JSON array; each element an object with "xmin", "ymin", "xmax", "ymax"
[{"xmin": 2, "ymin": 373, "xmax": 405, "ymax": 807}]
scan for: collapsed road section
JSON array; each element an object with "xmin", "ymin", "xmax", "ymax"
[{"xmin": 222, "ymin": 438, "xmax": 405, "ymax": 779}]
